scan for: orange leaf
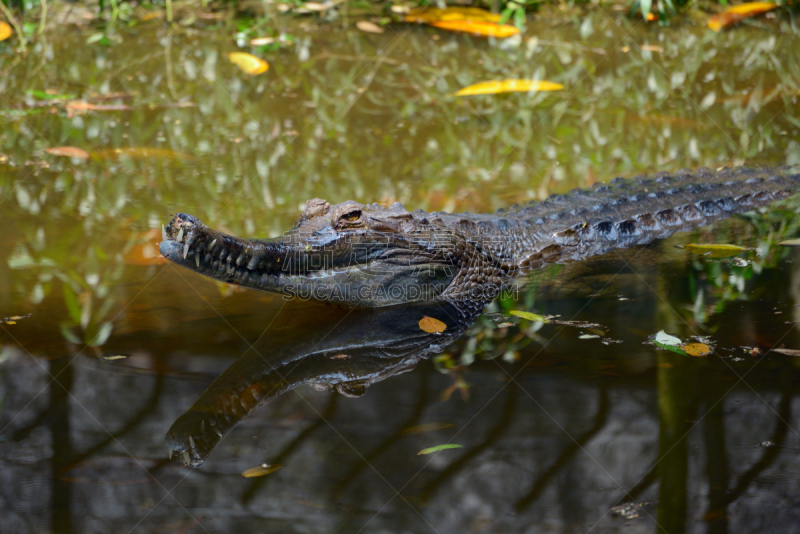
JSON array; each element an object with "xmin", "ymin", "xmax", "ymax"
[
  {"xmin": 45, "ymin": 146, "xmax": 90, "ymax": 159},
  {"xmin": 123, "ymin": 243, "xmax": 167, "ymax": 265},
  {"xmin": 419, "ymin": 316, "xmax": 447, "ymax": 334},
  {"xmin": 0, "ymin": 21, "xmax": 12, "ymax": 42},
  {"xmin": 682, "ymin": 343, "xmax": 712, "ymax": 357},
  {"xmin": 708, "ymin": 2, "xmax": 777, "ymax": 31},
  {"xmin": 430, "ymin": 20, "xmax": 520, "ymax": 38},
  {"xmin": 453, "ymin": 79, "xmax": 563, "ymax": 97},
  {"xmin": 404, "ymin": 7, "xmax": 502, "ymax": 24}
]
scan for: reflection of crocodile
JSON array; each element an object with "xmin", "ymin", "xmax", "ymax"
[
  {"xmin": 160, "ymin": 166, "xmax": 800, "ymax": 307},
  {"xmin": 166, "ymin": 301, "xmax": 479, "ymax": 466}
]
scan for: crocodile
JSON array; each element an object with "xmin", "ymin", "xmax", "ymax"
[{"xmin": 159, "ymin": 165, "xmax": 800, "ymax": 307}]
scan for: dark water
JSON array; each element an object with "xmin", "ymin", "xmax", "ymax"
[{"xmin": 2, "ymin": 7, "xmax": 800, "ymax": 533}]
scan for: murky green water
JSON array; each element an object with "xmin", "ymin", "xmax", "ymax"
[{"xmin": 2, "ymin": 8, "xmax": 800, "ymax": 533}]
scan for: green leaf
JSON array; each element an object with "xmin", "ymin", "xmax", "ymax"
[
  {"xmin": 640, "ymin": 0, "xmax": 652, "ymax": 18},
  {"xmin": 417, "ymin": 443, "xmax": 463, "ymax": 455},
  {"xmin": 25, "ymin": 90, "xmax": 78, "ymax": 101},
  {"xmin": 63, "ymin": 285, "xmax": 81, "ymax": 324},
  {"xmin": 509, "ymin": 310, "xmax": 547, "ymax": 322},
  {"xmin": 652, "ymin": 341, "xmax": 688, "ymax": 356},
  {"xmin": 88, "ymin": 322, "xmax": 113, "ymax": 347}
]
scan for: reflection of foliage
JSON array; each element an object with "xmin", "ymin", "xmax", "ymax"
[{"xmin": 1, "ymin": 13, "xmax": 799, "ymax": 349}]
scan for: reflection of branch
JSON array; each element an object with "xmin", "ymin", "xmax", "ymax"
[
  {"xmin": 338, "ymin": 34, "xmax": 404, "ymax": 119},
  {"xmin": 241, "ymin": 393, "xmax": 339, "ymax": 505},
  {"xmin": 725, "ymin": 371, "xmax": 793, "ymax": 505},
  {"xmin": 334, "ymin": 372, "xmax": 429, "ymax": 497},
  {"xmin": 73, "ymin": 373, "xmax": 165, "ymax": 464},
  {"xmin": 420, "ymin": 384, "xmax": 517, "ymax": 505},
  {"xmin": 515, "ymin": 386, "xmax": 610, "ymax": 511}
]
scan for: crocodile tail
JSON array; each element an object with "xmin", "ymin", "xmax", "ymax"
[{"xmin": 510, "ymin": 166, "xmax": 800, "ymax": 269}]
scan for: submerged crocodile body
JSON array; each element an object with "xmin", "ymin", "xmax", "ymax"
[{"xmin": 160, "ymin": 166, "xmax": 800, "ymax": 307}]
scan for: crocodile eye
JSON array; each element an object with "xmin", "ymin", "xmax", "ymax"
[{"xmin": 344, "ymin": 210, "xmax": 362, "ymax": 222}]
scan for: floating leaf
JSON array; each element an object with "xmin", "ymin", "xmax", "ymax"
[
  {"xmin": 101, "ymin": 355, "xmax": 128, "ymax": 361},
  {"xmin": 417, "ymin": 443, "xmax": 463, "ymax": 455},
  {"xmin": 356, "ymin": 20, "xmax": 384, "ymax": 34},
  {"xmin": 430, "ymin": 20, "xmax": 519, "ymax": 38},
  {"xmin": 708, "ymin": 2, "xmax": 777, "ymax": 32},
  {"xmin": 0, "ymin": 21, "xmax": 11, "ymax": 42},
  {"xmin": 242, "ymin": 464, "xmax": 283, "ymax": 477},
  {"xmin": 509, "ymin": 310, "xmax": 548, "ymax": 322},
  {"xmin": 329, "ymin": 353, "xmax": 351, "ymax": 360},
  {"xmin": 419, "ymin": 316, "xmax": 447, "ymax": 333},
  {"xmin": 453, "ymin": 79, "xmax": 563, "ymax": 97},
  {"xmin": 678, "ymin": 243, "xmax": 751, "ymax": 258},
  {"xmin": 682, "ymin": 343, "xmax": 712, "ymax": 357},
  {"xmin": 227, "ymin": 52, "xmax": 269, "ymax": 76},
  {"xmin": 773, "ymin": 348, "xmax": 800, "ymax": 357},
  {"xmin": 779, "ymin": 239, "xmax": 800, "ymax": 247},
  {"xmin": 655, "ymin": 330, "xmax": 682, "ymax": 346},
  {"xmin": 45, "ymin": 146, "xmax": 90, "ymax": 160},
  {"xmin": 402, "ymin": 423, "xmax": 453, "ymax": 435},
  {"xmin": 250, "ymin": 36, "xmax": 275, "ymax": 46},
  {"xmin": 404, "ymin": 7, "xmax": 501, "ymax": 24},
  {"xmin": 580, "ymin": 334, "xmax": 601, "ymax": 339}
]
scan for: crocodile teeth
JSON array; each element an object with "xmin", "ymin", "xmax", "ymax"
[
  {"xmin": 169, "ymin": 447, "xmax": 173, "ymax": 460},
  {"xmin": 208, "ymin": 238, "xmax": 217, "ymax": 251},
  {"xmin": 162, "ymin": 225, "xmax": 167, "ymax": 242},
  {"xmin": 201, "ymin": 420, "xmax": 205, "ymax": 433},
  {"xmin": 189, "ymin": 436, "xmax": 196, "ymax": 449},
  {"xmin": 183, "ymin": 451, "xmax": 191, "ymax": 465},
  {"xmin": 195, "ymin": 252, "xmax": 200, "ymax": 268},
  {"xmin": 215, "ymin": 428, "xmax": 223, "ymax": 438},
  {"xmin": 176, "ymin": 227, "xmax": 184, "ymax": 243},
  {"xmin": 183, "ymin": 243, "xmax": 190, "ymax": 259}
]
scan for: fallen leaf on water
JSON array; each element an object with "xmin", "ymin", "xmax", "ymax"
[
  {"xmin": 682, "ymin": 342, "xmax": 712, "ymax": 357},
  {"xmin": 430, "ymin": 20, "xmax": 519, "ymax": 38},
  {"xmin": 453, "ymin": 79, "xmax": 563, "ymax": 97},
  {"xmin": 773, "ymin": 348, "xmax": 800, "ymax": 357},
  {"xmin": 227, "ymin": 52, "xmax": 269, "ymax": 76},
  {"xmin": 509, "ymin": 310, "xmax": 548, "ymax": 322},
  {"xmin": 250, "ymin": 36, "xmax": 275, "ymax": 46},
  {"xmin": 45, "ymin": 146, "xmax": 90, "ymax": 160},
  {"xmin": 779, "ymin": 239, "xmax": 800, "ymax": 247},
  {"xmin": 580, "ymin": 334, "xmax": 601, "ymax": 339},
  {"xmin": 0, "ymin": 21, "xmax": 11, "ymax": 42},
  {"xmin": 242, "ymin": 464, "xmax": 283, "ymax": 477},
  {"xmin": 417, "ymin": 443, "xmax": 463, "ymax": 455},
  {"xmin": 2, "ymin": 313, "xmax": 31, "ymax": 325},
  {"xmin": 302, "ymin": 2, "xmax": 333, "ymax": 11},
  {"xmin": 405, "ymin": 7, "xmax": 501, "ymax": 24},
  {"xmin": 639, "ymin": 44, "xmax": 663, "ymax": 53},
  {"xmin": 677, "ymin": 243, "xmax": 752, "ymax": 258},
  {"xmin": 419, "ymin": 316, "xmax": 447, "ymax": 334},
  {"xmin": 402, "ymin": 423, "xmax": 453, "ymax": 435},
  {"xmin": 708, "ymin": 2, "xmax": 777, "ymax": 32},
  {"xmin": 91, "ymin": 147, "xmax": 193, "ymax": 161},
  {"xmin": 101, "ymin": 355, "xmax": 128, "ymax": 361},
  {"xmin": 655, "ymin": 330, "xmax": 682, "ymax": 346},
  {"xmin": 329, "ymin": 353, "xmax": 351, "ymax": 360},
  {"xmin": 356, "ymin": 20, "xmax": 384, "ymax": 34}
]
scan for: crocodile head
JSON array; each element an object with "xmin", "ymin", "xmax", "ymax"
[{"xmin": 158, "ymin": 199, "xmax": 459, "ymax": 306}]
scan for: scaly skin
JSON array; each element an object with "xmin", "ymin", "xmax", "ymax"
[{"xmin": 159, "ymin": 165, "xmax": 800, "ymax": 307}]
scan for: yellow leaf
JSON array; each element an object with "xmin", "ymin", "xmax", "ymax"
[
  {"xmin": 0, "ymin": 21, "xmax": 11, "ymax": 42},
  {"xmin": 453, "ymin": 79, "xmax": 563, "ymax": 97},
  {"xmin": 45, "ymin": 146, "xmax": 90, "ymax": 159},
  {"xmin": 430, "ymin": 20, "xmax": 519, "ymax": 38},
  {"xmin": 510, "ymin": 310, "xmax": 548, "ymax": 322},
  {"xmin": 678, "ymin": 243, "xmax": 751, "ymax": 258},
  {"xmin": 682, "ymin": 343, "xmax": 712, "ymax": 357},
  {"xmin": 419, "ymin": 316, "xmax": 447, "ymax": 334},
  {"xmin": 708, "ymin": 2, "xmax": 777, "ymax": 32},
  {"xmin": 227, "ymin": 52, "xmax": 269, "ymax": 76},
  {"xmin": 404, "ymin": 7, "xmax": 501, "ymax": 24},
  {"xmin": 356, "ymin": 20, "xmax": 384, "ymax": 34},
  {"xmin": 242, "ymin": 464, "xmax": 283, "ymax": 477}
]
